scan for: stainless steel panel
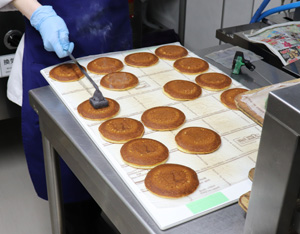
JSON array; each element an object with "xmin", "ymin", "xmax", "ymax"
[{"xmin": 244, "ymin": 84, "xmax": 300, "ymax": 234}]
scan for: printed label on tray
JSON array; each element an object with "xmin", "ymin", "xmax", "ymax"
[{"xmin": 186, "ymin": 192, "xmax": 229, "ymax": 214}]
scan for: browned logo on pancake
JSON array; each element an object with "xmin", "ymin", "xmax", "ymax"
[
  {"xmin": 124, "ymin": 52, "xmax": 159, "ymax": 67},
  {"xmin": 144, "ymin": 163, "xmax": 199, "ymax": 198},
  {"xmin": 155, "ymin": 45, "xmax": 188, "ymax": 60},
  {"xmin": 120, "ymin": 138, "xmax": 169, "ymax": 169},
  {"xmin": 163, "ymin": 80, "xmax": 202, "ymax": 100},
  {"xmin": 100, "ymin": 72, "xmax": 138, "ymax": 90},
  {"xmin": 195, "ymin": 72, "xmax": 232, "ymax": 91},
  {"xmin": 141, "ymin": 106, "xmax": 185, "ymax": 131},
  {"xmin": 98, "ymin": 117, "xmax": 144, "ymax": 143},
  {"xmin": 173, "ymin": 57, "xmax": 209, "ymax": 75},
  {"xmin": 175, "ymin": 127, "xmax": 221, "ymax": 154},
  {"xmin": 87, "ymin": 57, "xmax": 124, "ymax": 74},
  {"xmin": 49, "ymin": 63, "xmax": 85, "ymax": 82}
]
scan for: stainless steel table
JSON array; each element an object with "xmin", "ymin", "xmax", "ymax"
[{"xmin": 29, "ymin": 86, "xmax": 246, "ymax": 234}]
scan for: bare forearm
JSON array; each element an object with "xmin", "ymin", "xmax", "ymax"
[{"xmin": 12, "ymin": 0, "xmax": 41, "ymax": 19}]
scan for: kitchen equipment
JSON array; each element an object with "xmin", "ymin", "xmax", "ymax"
[
  {"xmin": 0, "ymin": 11, "xmax": 25, "ymax": 120},
  {"xmin": 68, "ymin": 53, "xmax": 108, "ymax": 109},
  {"xmin": 244, "ymin": 83, "xmax": 300, "ymax": 234},
  {"xmin": 232, "ymin": 51, "xmax": 255, "ymax": 75},
  {"xmin": 235, "ymin": 79, "xmax": 300, "ymax": 126}
]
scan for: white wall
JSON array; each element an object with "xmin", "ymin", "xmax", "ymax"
[
  {"xmin": 148, "ymin": 0, "xmax": 179, "ymax": 33},
  {"xmin": 254, "ymin": 0, "xmax": 282, "ymax": 12},
  {"xmin": 148, "ymin": 0, "xmax": 285, "ymax": 52},
  {"xmin": 222, "ymin": 0, "xmax": 253, "ymax": 28},
  {"xmin": 184, "ymin": 0, "xmax": 223, "ymax": 51}
]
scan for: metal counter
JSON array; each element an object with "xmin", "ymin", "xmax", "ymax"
[
  {"xmin": 29, "ymin": 44, "xmax": 295, "ymax": 234},
  {"xmin": 194, "ymin": 43, "xmax": 295, "ymax": 90}
]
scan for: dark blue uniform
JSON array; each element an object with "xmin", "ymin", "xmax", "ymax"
[{"xmin": 22, "ymin": 0, "xmax": 132, "ymax": 203}]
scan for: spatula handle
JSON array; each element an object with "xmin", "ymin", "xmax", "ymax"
[{"xmin": 68, "ymin": 53, "xmax": 99, "ymax": 91}]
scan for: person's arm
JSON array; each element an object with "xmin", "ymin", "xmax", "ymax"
[
  {"xmin": 12, "ymin": 0, "xmax": 41, "ymax": 19},
  {"xmin": 12, "ymin": 0, "xmax": 74, "ymax": 58}
]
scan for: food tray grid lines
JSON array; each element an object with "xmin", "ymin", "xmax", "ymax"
[{"xmin": 41, "ymin": 43, "xmax": 260, "ymax": 230}]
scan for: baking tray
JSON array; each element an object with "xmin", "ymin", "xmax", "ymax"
[
  {"xmin": 41, "ymin": 43, "xmax": 260, "ymax": 230},
  {"xmin": 235, "ymin": 79, "xmax": 300, "ymax": 126}
]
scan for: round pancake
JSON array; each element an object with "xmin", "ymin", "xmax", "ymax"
[
  {"xmin": 120, "ymin": 138, "xmax": 169, "ymax": 169},
  {"xmin": 173, "ymin": 57, "xmax": 209, "ymax": 75},
  {"xmin": 124, "ymin": 52, "xmax": 159, "ymax": 67},
  {"xmin": 87, "ymin": 57, "xmax": 124, "ymax": 75},
  {"xmin": 163, "ymin": 80, "xmax": 202, "ymax": 100},
  {"xmin": 220, "ymin": 88, "xmax": 248, "ymax": 110},
  {"xmin": 141, "ymin": 106, "xmax": 185, "ymax": 131},
  {"xmin": 77, "ymin": 98, "xmax": 119, "ymax": 121},
  {"xmin": 238, "ymin": 191, "xmax": 251, "ymax": 213},
  {"xmin": 100, "ymin": 72, "xmax": 138, "ymax": 90},
  {"xmin": 175, "ymin": 127, "xmax": 221, "ymax": 154},
  {"xmin": 49, "ymin": 63, "xmax": 85, "ymax": 82},
  {"xmin": 144, "ymin": 163, "xmax": 199, "ymax": 198},
  {"xmin": 195, "ymin": 72, "xmax": 232, "ymax": 91},
  {"xmin": 155, "ymin": 45, "xmax": 188, "ymax": 60},
  {"xmin": 98, "ymin": 118, "xmax": 144, "ymax": 143}
]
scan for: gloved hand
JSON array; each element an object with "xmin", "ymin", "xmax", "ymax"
[{"xmin": 30, "ymin": 6, "xmax": 74, "ymax": 58}]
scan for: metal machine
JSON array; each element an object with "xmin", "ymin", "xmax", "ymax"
[
  {"xmin": 244, "ymin": 82, "xmax": 300, "ymax": 234},
  {"xmin": 216, "ymin": 4, "xmax": 300, "ymax": 77},
  {"xmin": 216, "ymin": 2, "xmax": 300, "ymax": 233},
  {"xmin": 0, "ymin": 11, "xmax": 24, "ymax": 120}
]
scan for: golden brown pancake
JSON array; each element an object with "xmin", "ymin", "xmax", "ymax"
[
  {"xmin": 220, "ymin": 88, "xmax": 248, "ymax": 110},
  {"xmin": 87, "ymin": 57, "xmax": 124, "ymax": 75},
  {"xmin": 77, "ymin": 98, "xmax": 119, "ymax": 121},
  {"xmin": 238, "ymin": 191, "xmax": 251, "ymax": 213},
  {"xmin": 163, "ymin": 80, "xmax": 202, "ymax": 100},
  {"xmin": 155, "ymin": 45, "xmax": 188, "ymax": 60},
  {"xmin": 173, "ymin": 57, "xmax": 209, "ymax": 75},
  {"xmin": 120, "ymin": 138, "xmax": 169, "ymax": 169},
  {"xmin": 124, "ymin": 52, "xmax": 159, "ymax": 67},
  {"xmin": 49, "ymin": 63, "xmax": 85, "ymax": 82},
  {"xmin": 100, "ymin": 72, "xmax": 138, "ymax": 90},
  {"xmin": 141, "ymin": 106, "xmax": 185, "ymax": 131},
  {"xmin": 144, "ymin": 163, "xmax": 199, "ymax": 198},
  {"xmin": 195, "ymin": 72, "xmax": 232, "ymax": 91},
  {"xmin": 98, "ymin": 118, "xmax": 144, "ymax": 143},
  {"xmin": 175, "ymin": 127, "xmax": 221, "ymax": 154}
]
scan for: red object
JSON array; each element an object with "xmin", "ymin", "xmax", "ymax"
[{"xmin": 283, "ymin": 41, "xmax": 292, "ymax": 48}]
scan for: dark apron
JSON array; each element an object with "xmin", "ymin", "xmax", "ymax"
[{"xmin": 22, "ymin": 0, "xmax": 132, "ymax": 203}]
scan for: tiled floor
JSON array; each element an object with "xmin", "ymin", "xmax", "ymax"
[{"xmin": 0, "ymin": 118, "xmax": 52, "ymax": 234}]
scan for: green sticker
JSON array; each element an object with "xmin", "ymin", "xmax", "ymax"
[{"xmin": 186, "ymin": 192, "xmax": 229, "ymax": 214}]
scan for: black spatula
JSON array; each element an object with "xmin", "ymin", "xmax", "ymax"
[{"xmin": 68, "ymin": 53, "xmax": 109, "ymax": 109}]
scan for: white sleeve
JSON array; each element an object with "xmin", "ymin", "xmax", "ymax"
[
  {"xmin": 7, "ymin": 35, "xmax": 24, "ymax": 106},
  {"xmin": 0, "ymin": 0, "xmax": 17, "ymax": 11}
]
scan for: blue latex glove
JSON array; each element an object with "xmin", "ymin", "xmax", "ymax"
[{"xmin": 30, "ymin": 6, "xmax": 74, "ymax": 58}]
